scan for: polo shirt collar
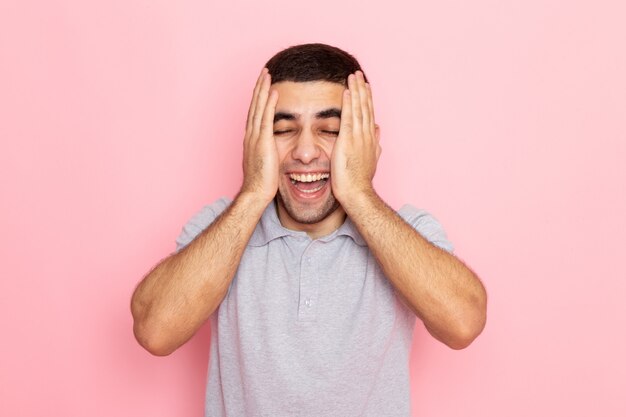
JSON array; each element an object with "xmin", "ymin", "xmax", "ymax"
[
  {"xmin": 320, "ymin": 214, "xmax": 367, "ymax": 246},
  {"xmin": 247, "ymin": 200, "xmax": 367, "ymax": 247}
]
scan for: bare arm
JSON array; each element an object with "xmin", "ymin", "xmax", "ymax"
[
  {"xmin": 131, "ymin": 69, "xmax": 279, "ymax": 356},
  {"xmin": 131, "ymin": 193, "xmax": 267, "ymax": 355},
  {"xmin": 342, "ymin": 191, "xmax": 486, "ymax": 349},
  {"xmin": 331, "ymin": 72, "xmax": 486, "ymax": 349}
]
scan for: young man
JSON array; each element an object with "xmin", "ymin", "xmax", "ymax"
[{"xmin": 132, "ymin": 43, "xmax": 487, "ymax": 416}]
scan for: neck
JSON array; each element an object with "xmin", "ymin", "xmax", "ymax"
[{"xmin": 275, "ymin": 202, "xmax": 346, "ymax": 239}]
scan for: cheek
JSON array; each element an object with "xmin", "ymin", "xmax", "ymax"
[
  {"xmin": 275, "ymin": 140, "xmax": 292, "ymax": 166},
  {"xmin": 321, "ymin": 141, "xmax": 335, "ymax": 158}
]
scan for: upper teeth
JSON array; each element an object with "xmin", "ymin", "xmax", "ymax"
[{"xmin": 289, "ymin": 173, "xmax": 330, "ymax": 182}]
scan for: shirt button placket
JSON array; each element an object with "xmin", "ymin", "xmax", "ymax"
[{"xmin": 298, "ymin": 245, "xmax": 319, "ymax": 321}]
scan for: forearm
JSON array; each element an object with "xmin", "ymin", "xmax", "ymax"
[
  {"xmin": 342, "ymin": 190, "xmax": 487, "ymax": 349},
  {"xmin": 328, "ymin": 71, "xmax": 485, "ymax": 348},
  {"xmin": 131, "ymin": 69, "xmax": 279, "ymax": 356},
  {"xmin": 131, "ymin": 191, "xmax": 268, "ymax": 355}
]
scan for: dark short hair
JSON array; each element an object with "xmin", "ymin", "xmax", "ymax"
[{"xmin": 265, "ymin": 43, "xmax": 367, "ymax": 85}]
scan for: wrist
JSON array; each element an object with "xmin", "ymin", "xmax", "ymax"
[
  {"xmin": 335, "ymin": 185, "xmax": 378, "ymax": 214},
  {"xmin": 239, "ymin": 181, "xmax": 277, "ymax": 207},
  {"xmin": 235, "ymin": 189, "xmax": 274, "ymax": 217}
]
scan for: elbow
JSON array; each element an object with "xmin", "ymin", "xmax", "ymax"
[
  {"xmin": 426, "ymin": 313, "xmax": 486, "ymax": 350},
  {"xmin": 131, "ymin": 297, "xmax": 177, "ymax": 357},
  {"xmin": 133, "ymin": 319, "xmax": 178, "ymax": 357},
  {"xmin": 445, "ymin": 322, "xmax": 484, "ymax": 350},
  {"xmin": 436, "ymin": 287, "xmax": 487, "ymax": 350},
  {"xmin": 447, "ymin": 297, "xmax": 488, "ymax": 350}
]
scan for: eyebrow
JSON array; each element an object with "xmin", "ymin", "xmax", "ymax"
[
  {"xmin": 316, "ymin": 108, "xmax": 342, "ymax": 119},
  {"xmin": 273, "ymin": 107, "xmax": 342, "ymax": 123},
  {"xmin": 273, "ymin": 112, "xmax": 296, "ymax": 123}
]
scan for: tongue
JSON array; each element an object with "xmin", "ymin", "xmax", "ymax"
[{"xmin": 295, "ymin": 179, "xmax": 326, "ymax": 191}]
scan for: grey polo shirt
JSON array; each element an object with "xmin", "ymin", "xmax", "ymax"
[{"xmin": 175, "ymin": 197, "xmax": 454, "ymax": 417}]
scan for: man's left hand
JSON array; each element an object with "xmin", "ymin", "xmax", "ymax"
[{"xmin": 331, "ymin": 71, "xmax": 381, "ymax": 205}]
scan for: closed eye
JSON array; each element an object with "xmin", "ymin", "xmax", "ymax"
[
  {"xmin": 274, "ymin": 130, "xmax": 294, "ymax": 135},
  {"xmin": 321, "ymin": 130, "xmax": 339, "ymax": 136}
]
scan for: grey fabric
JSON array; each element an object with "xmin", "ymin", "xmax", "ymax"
[{"xmin": 175, "ymin": 197, "xmax": 454, "ymax": 417}]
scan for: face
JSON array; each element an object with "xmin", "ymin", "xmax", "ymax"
[{"xmin": 271, "ymin": 80, "xmax": 346, "ymax": 235}]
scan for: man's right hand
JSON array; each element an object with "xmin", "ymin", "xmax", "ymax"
[
  {"xmin": 132, "ymin": 71, "xmax": 279, "ymax": 355},
  {"xmin": 241, "ymin": 68, "xmax": 280, "ymax": 205}
]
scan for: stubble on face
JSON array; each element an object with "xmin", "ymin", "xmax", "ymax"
[
  {"xmin": 270, "ymin": 80, "xmax": 347, "ymax": 230},
  {"xmin": 276, "ymin": 163, "xmax": 340, "ymax": 225},
  {"xmin": 276, "ymin": 189, "xmax": 340, "ymax": 224}
]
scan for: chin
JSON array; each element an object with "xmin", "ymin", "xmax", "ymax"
[{"xmin": 276, "ymin": 190, "xmax": 340, "ymax": 225}]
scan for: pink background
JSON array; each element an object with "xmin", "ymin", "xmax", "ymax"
[{"xmin": 1, "ymin": 0, "xmax": 624, "ymax": 416}]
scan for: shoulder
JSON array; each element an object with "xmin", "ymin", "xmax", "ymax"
[
  {"xmin": 174, "ymin": 197, "xmax": 232, "ymax": 252},
  {"xmin": 397, "ymin": 204, "xmax": 454, "ymax": 253}
]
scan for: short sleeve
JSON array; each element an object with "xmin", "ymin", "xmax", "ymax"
[
  {"xmin": 175, "ymin": 197, "xmax": 232, "ymax": 252},
  {"xmin": 397, "ymin": 204, "xmax": 454, "ymax": 253}
]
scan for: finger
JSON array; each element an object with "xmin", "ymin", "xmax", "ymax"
[
  {"xmin": 348, "ymin": 74, "xmax": 362, "ymax": 135},
  {"xmin": 260, "ymin": 89, "xmax": 279, "ymax": 139},
  {"xmin": 356, "ymin": 71, "xmax": 371, "ymax": 135},
  {"xmin": 246, "ymin": 68, "xmax": 268, "ymax": 138},
  {"xmin": 339, "ymin": 89, "xmax": 353, "ymax": 138},
  {"xmin": 251, "ymin": 72, "xmax": 271, "ymax": 139},
  {"xmin": 366, "ymin": 83, "xmax": 376, "ymax": 138},
  {"xmin": 246, "ymin": 68, "xmax": 267, "ymax": 128}
]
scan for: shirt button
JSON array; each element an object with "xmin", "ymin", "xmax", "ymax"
[
  {"xmin": 305, "ymin": 298, "xmax": 312, "ymax": 307},
  {"xmin": 306, "ymin": 257, "xmax": 312, "ymax": 264}
]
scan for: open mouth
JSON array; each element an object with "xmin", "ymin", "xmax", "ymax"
[{"xmin": 289, "ymin": 172, "xmax": 330, "ymax": 194}]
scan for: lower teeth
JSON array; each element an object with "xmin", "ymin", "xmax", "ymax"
[
  {"xmin": 291, "ymin": 179, "xmax": 326, "ymax": 193},
  {"xmin": 301, "ymin": 185, "xmax": 323, "ymax": 193}
]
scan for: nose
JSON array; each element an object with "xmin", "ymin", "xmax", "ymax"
[{"xmin": 291, "ymin": 129, "xmax": 321, "ymax": 164}]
